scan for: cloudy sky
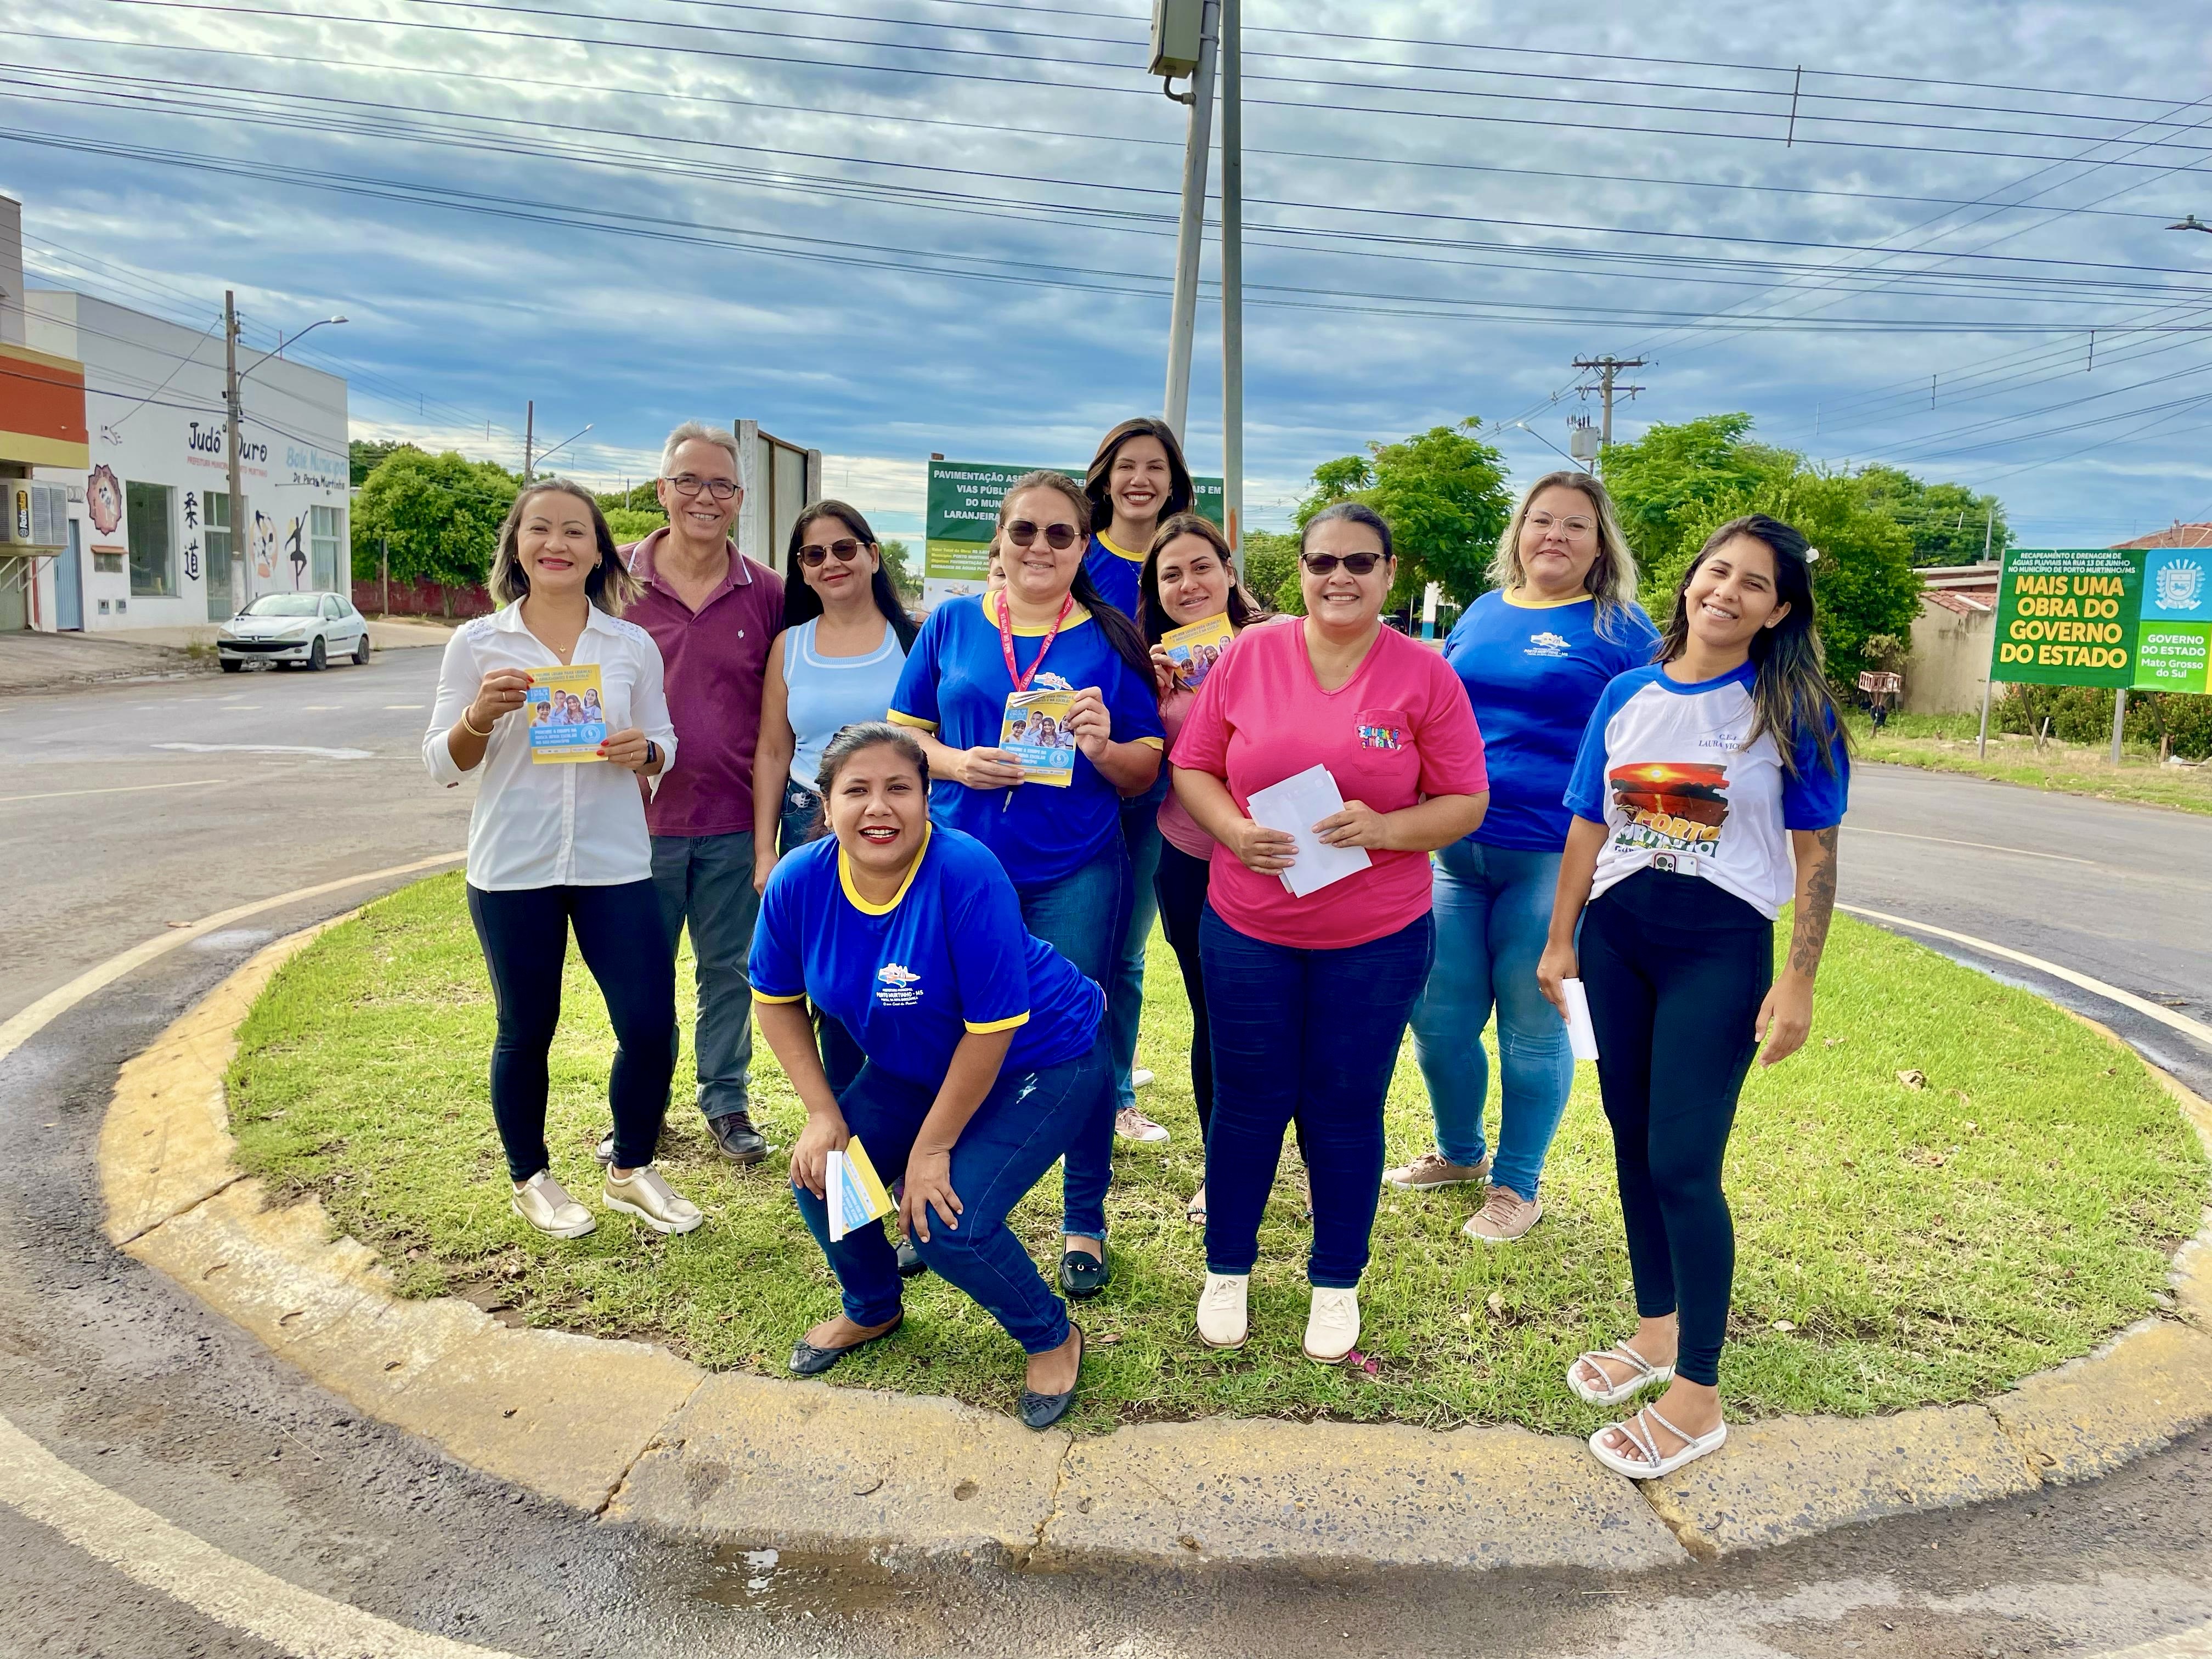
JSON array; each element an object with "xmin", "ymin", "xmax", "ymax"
[{"xmin": 7, "ymin": 0, "xmax": 2211, "ymax": 546}]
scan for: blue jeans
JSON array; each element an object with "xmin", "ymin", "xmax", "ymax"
[
  {"xmin": 1016, "ymin": 840, "xmax": 1130, "ymax": 1241},
  {"xmin": 789, "ymin": 1041, "xmax": 1110, "ymax": 1353},
  {"xmin": 466, "ymin": 881, "xmax": 676, "ymax": 1182},
  {"xmin": 1408, "ymin": 840, "xmax": 1576, "ymax": 1199},
  {"xmin": 775, "ymin": 781, "xmax": 863, "ymax": 1096},
  {"xmin": 1109, "ymin": 791, "xmax": 1167, "ymax": 1110},
  {"xmin": 651, "ymin": 831, "xmax": 758, "ymax": 1123},
  {"xmin": 1200, "ymin": 906, "xmax": 1435, "ymax": 1288}
]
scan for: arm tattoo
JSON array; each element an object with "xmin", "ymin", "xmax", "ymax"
[{"xmin": 1788, "ymin": 826, "xmax": 1840, "ymax": 977}]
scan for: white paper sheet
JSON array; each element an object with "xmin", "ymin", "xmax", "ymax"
[
  {"xmin": 1561, "ymin": 977, "xmax": 1601, "ymax": 1062},
  {"xmin": 1244, "ymin": 764, "xmax": 1372, "ymax": 899}
]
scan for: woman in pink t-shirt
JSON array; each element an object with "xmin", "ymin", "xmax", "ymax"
[
  {"xmin": 1170, "ymin": 503, "xmax": 1491, "ymax": 1364},
  {"xmin": 1137, "ymin": 512, "xmax": 1280, "ymax": 1226}
]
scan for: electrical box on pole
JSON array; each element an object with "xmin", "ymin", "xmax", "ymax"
[{"xmin": 1149, "ymin": 0, "xmax": 1203, "ymax": 77}]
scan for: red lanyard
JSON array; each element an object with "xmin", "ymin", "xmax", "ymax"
[{"xmin": 997, "ymin": 590, "xmax": 1075, "ymax": 693}]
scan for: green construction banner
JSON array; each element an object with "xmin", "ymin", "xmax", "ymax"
[
  {"xmin": 923, "ymin": 459, "xmax": 1223, "ymax": 606},
  {"xmin": 1990, "ymin": 545, "xmax": 2211, "ymax": 695}
]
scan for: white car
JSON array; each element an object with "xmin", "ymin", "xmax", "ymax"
[{"xmin": 217, "ymin": 591, "xmax": 372, "ymax": 672}]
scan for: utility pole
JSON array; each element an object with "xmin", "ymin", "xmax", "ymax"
[
  {"xmin": 522, "ymin": 399, "xmax": 535, "ymax": 483},
  {"xmin": 1571, "ymin": 356, "xmax": 1649, "ymax": 462},
  {"xmin": 1160, "ymin": 0, "xmax": 1220, "ymax": 442},
  {"xmin": 223, "ymin": 290, "xmax": 245, "ymax": 614},
  {"xmin": 1218, "ymin": 0, "xmax": 1242, "ymax": 569}
]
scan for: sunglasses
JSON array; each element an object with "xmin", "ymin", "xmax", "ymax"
[
  {"xmin": 1005, "ymin": 520, "xmax": 1081, "ymax": 551},
  {"xmin": 798, "ymin": 538, "xmax": 865, "ymax": 568},
  {"xmin": 1301, "ymin": 551, "xmax": 1387, "ymax": 575}
]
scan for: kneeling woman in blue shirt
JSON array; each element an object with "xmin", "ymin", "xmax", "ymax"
[{"xmin": 749, "ymin": 722, "xmax": 1108, "ymax": 1429}]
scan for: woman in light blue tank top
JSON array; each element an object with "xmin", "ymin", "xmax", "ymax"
[{"xmin": 752, "ymin": 501, "xmax": 919, "ymax": 1096}]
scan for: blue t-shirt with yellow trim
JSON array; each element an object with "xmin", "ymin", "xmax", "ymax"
[
  {"xmin": 1440, "ymin": 589, "xmax": 1660, "ymax": 851},
  {"xmin": 1083, "ymin": 532, "xmax": 1146, "ymax": 618},
  {"xmin": 749, "ymin": 826, "xmax": 1103, "ymax": 1088},
  {"xmin": 889, "ymin": 592, "xmax": 1165, "ymax": 891}
]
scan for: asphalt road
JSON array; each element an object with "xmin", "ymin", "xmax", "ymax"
[{"xmin": 1, "ymin": 653, "xmax": 2208, "ymax": 1658}]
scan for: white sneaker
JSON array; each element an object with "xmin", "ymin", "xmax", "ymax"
[
  {"xmin": 1303, "ymin": 1286, "xmax": 1361, "ymax": 1365},
  {"xmin": 1132, "ymin": 1068, "xmax": 1156, "ymax": 1088},
  {"xmin": 511, "ymin": 1171, "xmax": 595, "ymax": 1238},
  {"xmin": 1195, "ymin": 1272, "xmax": 1249, "ymax": 1349},
  {"xmin": 1115, "ymin": 1106, "xmax": 1171, "ymax": 1144},
  {"xmin": 603, "ymin": 1165, "xmax": 704, "ymax": 1235}
]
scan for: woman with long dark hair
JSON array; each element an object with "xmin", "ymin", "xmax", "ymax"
[
  {"xmin": 1135, "ymin": 512, "xmax": 1276, "ymax": 1222},
  {"xmin": 890, "ymin": 470, "xmax": 1164, "ymax": 1300},
  {"xmin": 1538, "ymin": 513, "xmax": 1848, "ymax": 1480},
  {"xmin": 422, "ymin": 479, "xmax": 697, "ymax": 1241},
  {"xmin": 1082, "ymin": 417, "xmax": 1199, "ymax": 1148}
]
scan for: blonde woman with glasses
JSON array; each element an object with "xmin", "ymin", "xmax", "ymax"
[{"xmin": 1389, "ymin": 471, "xmax": 1660, "ymax": 1244}]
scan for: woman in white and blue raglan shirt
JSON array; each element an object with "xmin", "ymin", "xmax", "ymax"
[
  {"xmin": 1396, "ymin": 473, "xmax": 1659, "ymax": 1243},
  {"xmin": 751, "ymin": 723, "xmax": 1107, "ymax": 1430},
  {"xmin": 1538, "ymin": 513, "xmax": 1848, "ymax": 1482}
]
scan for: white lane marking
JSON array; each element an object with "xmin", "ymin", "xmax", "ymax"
[
  {"xmin": 1841, "ymin": 904, "xmax": 2212, "ymax": 1047},
  {"xmin": 302, "ymin": 704, "xmax": 340, "ymax": 711},
  {"xmin": 385, "ymin": 703, "xmax": 426, "ymax": 710},
  {"xmin": 2104, "ymin": 1628, "xmax": 2212, "ymax": 1658},
  {"xmin": 1843, "ymin": 824, "xmax": 2096, "ymax": 866},
  {"xmin": 0, "ymin": 1411, "xmax": 523, "ymax": 1659},
  {"xmin": 0, "ymin": 851, "xmax": 464, "ymax": 1066},
  {"xmin": 0, "ymin": 778, "xmax": 227, "ymax": 805},
  {"xmin": 151, "ymin": 742, "xmax": 374, "ymax": 761}
]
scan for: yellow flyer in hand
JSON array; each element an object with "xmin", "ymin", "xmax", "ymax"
[
  {"xmin": 527, "ymin": 663, "xmax": 607, "ymax": 764},
  {"xmin": 1000, "ymin": 687, "xmax": 1077, "ymax": 786},
  {"xmin": 1160, "ymin": 612, "xmax": 1233, "ymax": 693},
  {"xmin": 826, "ymin": 1136, "xmax": 896, "ymax": 1242}
]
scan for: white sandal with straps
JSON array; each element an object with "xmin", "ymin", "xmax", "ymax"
[
  {"xmin": 1588, "ymin": 1403, "xmax": 1727, "ymax": 1480},
  {"xmin": 1568, "ymin": 1344, "xmax": 1675, "ymax": 1406}
]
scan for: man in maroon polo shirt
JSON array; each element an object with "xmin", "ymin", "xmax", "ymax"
[{"xmin": 613, "ymin": 421, "xmax": 786, "ymax": 1165}]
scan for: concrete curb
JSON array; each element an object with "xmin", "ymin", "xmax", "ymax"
[{"xmin": 103, "ymin": 924, "xmax": 2212, "ymax": 1570}]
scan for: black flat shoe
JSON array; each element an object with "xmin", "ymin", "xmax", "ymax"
[
  {"xmin": 709, "ymin": 1113, "xmax": 770, "ymax": 1165},
  {"xmin": 1058, "ymin": 1248, "xmax": 1110, "ymax": 1300},
  {"xmin": 1019, "ymin": 1325, "xmax": 1084, "ymax": 1430},
  {"xmin": 787, "ymin": 1315, "xmax": 902, "ymax": 1377},
  {"xmin": 896, "ymin": 1235, "xmax": 929, "ymax": 1280}
]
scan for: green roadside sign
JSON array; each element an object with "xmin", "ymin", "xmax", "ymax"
[
  {"xmin": 1990, "ymin": 545, "xmax": 2211, "ymax": 695},
  {"xmin": 922, "ymin": 459, "xmax": 1223, "ymax": 606}
]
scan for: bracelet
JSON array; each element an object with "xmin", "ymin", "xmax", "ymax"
[{"xmin": 460, "ymin": 708, "xmax": 495, "ymax": 738}]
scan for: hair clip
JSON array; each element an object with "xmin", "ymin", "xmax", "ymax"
[{"xmin": 1804, "ymin": 547, "xmax": 1822, "ymax": 563}]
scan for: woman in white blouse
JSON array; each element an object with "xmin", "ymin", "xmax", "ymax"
[{"xmin": 424, "ymin": 479, "xmax": 701, "ymax": 1240}]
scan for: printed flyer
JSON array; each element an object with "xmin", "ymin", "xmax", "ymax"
[
  {"xmin": 527, "ymin": 664, "xmax": 608, "ymax": 763},
  {"xmin": 826, "ymin": 1136, "xmax": 895, "ymax": 1242},
  {"xmin": 1000, "ymin": 687, "xmax": 1077, "ymax": 786},
  {"xmin": 1160, "ymin": 612, "xmax": 1234, "ymax": 692}
]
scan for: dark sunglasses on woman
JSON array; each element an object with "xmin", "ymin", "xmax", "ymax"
[
  {"xmin": 1005, "ymin": 520, "xmax": 1081, "ymax": 551},
  {"xmin": 798, "ymin": 538, "xmax": 866, "ymax": 568},
  {"xmin": 1301, "ymin": 551, "xmax": 1386, "ymax": 575}
]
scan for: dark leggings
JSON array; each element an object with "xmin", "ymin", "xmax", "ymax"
[
  {"xmin": 466, "ymin": 880, "xmax": 678, "ymax": 1182},
  {"xmin": 1153, "ymin": 839, "xmax": 1216, "ymax": 1135},
  {"xmin": 1578, "ymin": 869, "xmax": 1772, "ymax": 1389}
]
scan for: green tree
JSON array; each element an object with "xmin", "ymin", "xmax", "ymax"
[
  {"xmin": 1852, "ymin": 465, "xmax": 2011, "ymax": 566},
  {"xmin": 602, "ymin": 507, "xmax": 667, "ymax": 545},
  {"xmin": 1295, "ymin": 420, "xmax": 1513, "ymax": 607},
  {"xmin": 879, "ymin": 537, "xmax": 921, "ymax": 602},
  {"xmin": 1240, "ymin": 528, "xmax": 1304, "ymax": 615},
  {"xmin": 1600, "ymin": 413, "xmax": 1798, "ymax": 582},
  {"xmin": 351, "ymin": 449, "xmax": 520, "ymax": 596},
  {"xmin": 596, "ymin": 481, "xmax": 665, "ymax": 517},
  {"xmin": 349, "ymin": 438, "xmax": 412, "ymax": 488}
]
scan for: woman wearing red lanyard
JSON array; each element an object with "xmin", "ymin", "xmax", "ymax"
[
  {"xmin": 1171, "ymin": 503, "xmax": 1489, "ymax": 1362},
  {"xmin": 889, "ymin": 471, "xmax": 1165, "ymax": 1300}
]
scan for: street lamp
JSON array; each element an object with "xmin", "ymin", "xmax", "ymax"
[
  {"xmin": 526, "ymin": 422, "xmax": 594, "ymax": 481},
  {"xmin": 1500, "ymin": 420, "xmax": 1584, "ymax": 469},
  {"xmin": 225, "ymin": 308, "xmax": 348, "ymax": 613}
]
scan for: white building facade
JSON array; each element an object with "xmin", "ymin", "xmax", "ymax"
[{"xmin": 24, "ymin": 289, "xmax": 348, "ymax": 631}]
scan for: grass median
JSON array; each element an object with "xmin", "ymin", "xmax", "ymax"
[
  {"xmin": 228, "ymin": 872, "xmax": 2205, "ymax": 1437},
  {"xmin": 1847, "ymin": 712, "xmax": 2212, "ymax": 817}
]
